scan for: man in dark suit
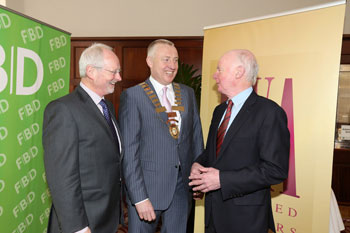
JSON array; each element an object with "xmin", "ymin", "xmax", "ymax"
[
  {"xmin": 118, "ymin": 39, "xmax": 203, "ymax": 233},
  {"xmin": 189, "ymin": 49, "xmax": 290, "ymax": 233},
  {"xmin": 43, "ymin": 43, "xmax": 123, "ymax": 233}
]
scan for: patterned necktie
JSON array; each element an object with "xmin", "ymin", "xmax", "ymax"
[
  {"xmin": 216, "ymin": 100, "xmax": 233, "ymax": 157},
  {"xmin": 162, "ymin": 86, "xmax": 172, "ymax": 112},
  {"xmin": 99, "ymin": 99, "xmax": 119, "ymax": 148}
]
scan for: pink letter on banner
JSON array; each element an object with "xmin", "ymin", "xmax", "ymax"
[{"xmin": 281, "ymin": 78, "xmax": 299, "ymax": 198}]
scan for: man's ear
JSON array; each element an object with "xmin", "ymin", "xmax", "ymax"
[
  {"xmin": 235, "ymin": 65, "xmax": 245, "ymax": 79},
  {"xmin": 146, "ymin": 56, "xmax": 153, "ymax": 68},
  {"xmin": 86, "ymin": 65, "xmax": 96, "ymax": 80}
]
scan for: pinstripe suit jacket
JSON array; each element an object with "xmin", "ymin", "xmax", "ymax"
[{"xmin": 119, "ymin": 79, "xmax": 203, "ymax": 210}]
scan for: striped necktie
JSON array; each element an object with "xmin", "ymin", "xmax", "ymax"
[{"xmin": 216, "ymin": 100, "xmax": 233, "ymax": 157}]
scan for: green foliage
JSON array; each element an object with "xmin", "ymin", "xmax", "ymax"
[{"xmin": 174, "ymin": 60, "xmax": 202, "ymax": 109}]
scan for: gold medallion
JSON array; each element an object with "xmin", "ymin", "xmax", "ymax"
[{"xmin": 169, "ymin": 124, "xmax": 179, "ymax": 139}]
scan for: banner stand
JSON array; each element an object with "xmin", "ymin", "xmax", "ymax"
[{"xmin": 0, "ymin": 5, "xmax": 70, "ymax": 233}]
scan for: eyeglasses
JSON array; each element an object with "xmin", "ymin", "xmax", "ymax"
[{"xmin": 94, "ymin": 66, "xmax": 121, "ymax": 75}]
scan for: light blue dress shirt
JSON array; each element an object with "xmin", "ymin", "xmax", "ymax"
[{"xmin": 219, "ymin": 87, "xmax": 253, "ymax": 135}]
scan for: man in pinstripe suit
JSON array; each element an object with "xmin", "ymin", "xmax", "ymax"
[{"xmin": 119, "ymin": 39, "xmax": 203, "ymax": 233}]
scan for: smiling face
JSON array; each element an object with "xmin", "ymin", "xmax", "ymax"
[
  {"xmin": 89, "ymin": 48, "xmax": 122, "ymax": 97},
  {"xmin": 146, "ymin": 44, "xmax": 178, "ymax": 85}
]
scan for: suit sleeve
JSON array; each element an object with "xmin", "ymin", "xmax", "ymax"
[
  {"xmin": 195, "ymin": 105, "xmax": 221, "ymax": 167},
  {"xmin": 220, "ymin": 105, "xmax": 290, "ymax": 200},
  {"xmin": 118, "ymin": 90, "xmax": 149, "ymax": 204},
  {"xmin": 43, "ymin": 101, "xmax": 88, "ymax": 232},
  {"xmin": 190, "ymin": 88, "xmax": 204, "ymax": 161}
]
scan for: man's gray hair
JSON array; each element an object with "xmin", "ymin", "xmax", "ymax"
[
  {"xmin": 236, "ymin": 49, "xmax": 259, "ymax": 85},
  {"xmin": 79, "ymin": 43, "xmax": 113, "ymax": 78},
  {"xmin": 147, "ymin": 39, "xmax": 175, "ymax": 57}
]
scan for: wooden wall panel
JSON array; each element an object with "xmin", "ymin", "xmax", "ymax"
[
  {"xmin": 341, "ymin": 35, "xmax": 350, "ymax": 64},
  {"xmin": 70, "ymin": 37, "xmax": 203, "ymax": 116}
]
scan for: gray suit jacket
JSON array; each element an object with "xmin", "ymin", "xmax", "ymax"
[
  {"xmin": 119, "ymin": 79, "xmax": 203, "ymax": 210},
  {"xmin": 43, "ymin": 85, "xmax": 122, "ymax": 233}
]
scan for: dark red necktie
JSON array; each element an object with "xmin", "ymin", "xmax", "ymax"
[{"xmin": 216, "ymin": 100, "xmax": 233, "ymax": 157}]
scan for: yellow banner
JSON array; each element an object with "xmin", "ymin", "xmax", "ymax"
[{"xmin": 197, "ymin": 2, "xmax": 345, "ymax": 233}]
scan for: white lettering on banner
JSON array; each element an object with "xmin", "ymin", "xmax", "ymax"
[
  {"xmin": 14, "ymin": 168, "xmax": 37, "ymax": 194},
  {"xmin": 0, "ymin": 126, "xmax": 8, "ymax": 141},
  {"xmin": 47, "ymin": 78, "xmax": 65, "ymax": 96},
  {"xmin": 21, "ymin": 26, "xmax": 43, "ymax": 44},
  {"xmin": 42, "ymin": 172, "xmax": 47, "ymax": 183},
  {"xmin": 18, "ymin": 99, "xmax": 40, "ymax": 120},
  {"xmin": 0, "ymin": 13, "xmax": 11, "ymax": 29},
  {"xmin": 16, "ymin": 47, "xmax": 43, "ymax": 95},
  {"xmin": 0, "ymin": 153, "xmax": 6, "ymax": 167},
  {"xmin": 43, "ymin": 228, "xmax": 47, "ymax": 233},
  {"xmin": 0, "ymin": 206, "xmax": 3, "ymax": 216},
  {"xmin": 16, "ymin": 146, "xmax": 38, "ymax": 170},
  {"xmin": 12, "ymin": 191, "xmax": 35, "ymax": 218},
  {"xmin": 17, "ymin": 123, "xmax": 40, "ymax": 146},
  {"xmin": 12, "ymin": 213, "xmax": 34, "ymax": 233},
  {"xmin": 0, "ymin": 99, "xmax": 9, "ymax": 114},
  {"xmin": 48, "ymin": 57, "xmax": 66, "ymax": 74},
  {"xmin": 0, "ymin": 45, "xmax": 7, "ymax": 92},
  {"xmin": 49, "ymin": 35, "xmax": 67, "ymax": 51},
  {"xmin": 41, "ymin": 188, "xmax": 51, "ymax": 204},
  {"xmin": 0, "ymin": 179, "xmax": 5, "ymax": 192},
  {"xmin": 39, "ymin": 208, "xmax": 50, "ymax": 224}
]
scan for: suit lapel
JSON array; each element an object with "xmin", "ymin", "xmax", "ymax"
[
  {"xmin": 76, "ymin": 86, "xmax": 106, "ymax": 124},
  {"xmin": 145, "ymin": 79, "xmax": 170, "ymax": 125},
  {"xmin": 216, "ymin": 92, "xmax": 258, "ymax": 161},
  {"xmin": 177, "ymin": 83, "xmax": 185, "ymax": 141},
  {"xmin": 76, "ymin": 86, "xmax": 120, "ymax": 151},
  {"xmin": 107, "ymin": 100, "xmax": 123, "ymax": 157}
]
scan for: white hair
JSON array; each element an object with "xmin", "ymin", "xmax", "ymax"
[{"xmin": 79, "ymin": 43, "xmax": 113, "ymax": 77}]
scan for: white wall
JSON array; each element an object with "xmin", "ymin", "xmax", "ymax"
[{"xmin": 6, "ymin": 0, "xmax": 350, "ymax": 36}]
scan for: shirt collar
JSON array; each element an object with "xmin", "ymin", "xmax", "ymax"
[
  {"xmin": 229, "ymin": 87, "xmax": 253, "ymax": 106},
  {"xmin": 80, "ymin": 82, "xmax": 104, "ymax": 105},
  {"xmin": 149, "ymin": 76, "xmax": 173, "ymax": 95}
]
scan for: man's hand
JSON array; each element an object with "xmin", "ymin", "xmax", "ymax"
[
  {"xmin": 190, "ymin": 162, "xmax": 205, "ymax": 176},
  {"xmin": 135, "ymin": 199, "xmax": 156, "ymax": 222},
  {"xmin": 189, "ymin": 167, "xmax": 221, "ymax": 193}
]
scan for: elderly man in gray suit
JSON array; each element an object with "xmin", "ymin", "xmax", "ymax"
[
  {"xmin": 119, "ymin": 39, "xmax": 204, "ymax": 233},
  {"xmin": 43, "ymin": 43, "xmax": 123, "ymax": 233}
]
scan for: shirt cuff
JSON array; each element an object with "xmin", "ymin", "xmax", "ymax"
[
  {"xmin": 75, "ymin": 227, "xmax": 88, "ymax": 233},
  {"xmin": 135, "ymin": 198, "xmax": 149, "ymax": 205}
]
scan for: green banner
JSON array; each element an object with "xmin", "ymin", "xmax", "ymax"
[{"xmin": 0, "ymin": 6, "xmax": 70, "ymax": 233}]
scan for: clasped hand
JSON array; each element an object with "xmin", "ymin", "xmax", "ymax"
[{"xmin": 188, "ymin": 162, "xmax": 221, "ymax": 196}]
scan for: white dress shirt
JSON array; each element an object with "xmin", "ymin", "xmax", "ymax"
[{"xmin": 149, "ymin": 76, "xmax": 182, "ymax": 131}]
